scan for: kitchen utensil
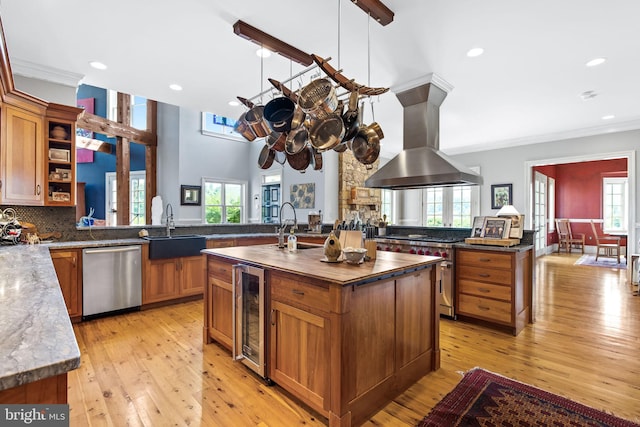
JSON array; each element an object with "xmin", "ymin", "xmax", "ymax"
[
  {"xmin": 257, "ymin": 144, "xmax": 275, "ymax": 169},
  {"xmin": 234, "ymin": 112, "xmax": 257, "ymax": 141},
  {"xmin": 309, "ymin": 113, "xmax": 345, "ymax": 152},
  {"xmin": 244, "ymin": 105, "xmax": 271, "ymax": 137},
  {"xmin": 351, "ymin": 122, "xmax": 383, "ymax": 165},
  {"xmin": 311, "ymin": 146, "xmax": 323, "ymax": 170},
  {"xmin": 342, "ymin": 247, "xmax": 367, "ymax": 264},
  {"xmin": 267, "ymin": 131, "xmax": 286, "ymax": 152},
  {"xmin": 285, "ymin": 125, "xmax": 309, "ymax": 155},
  {"xmin": 264, "ymin": 96, "xmax": 295, "ymax": 133},
  {"xmin": 286, "ymin": 145, "xmax": 312, "ymax": 172},
  {"xmin": 299, "ymin": 78, "xmax": 338, "ymax": 119}
]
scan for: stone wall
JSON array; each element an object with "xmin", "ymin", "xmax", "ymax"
[{"xmin": 337, "ymin": 150, "xmax": 381, "ymax": 225}]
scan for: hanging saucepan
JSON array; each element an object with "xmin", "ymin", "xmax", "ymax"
[
  {"xmin": 267, "ymin": 131, "xmax": 286, "ymax": 152},
  {"xmin": 233, "ymin": 112, "xmax": 257, "ymax": 141},
  {"xmin": 333, "ymin": 141, "xmax": 348, "ymax": 152},
  {"xmin": 299, "ymin": 78, "xmax": 338, "ymax": 119},
  {"xmin": 257, "ymin": 143, "xmax": 276, "ymax": 169},
  {"xmin": 342, "ymin": 92, "xmax": 360, "ymax": 143},
  {"xmin": 285, "ymin": 125, "xmax": 309, "ymax": 155},
  {"xmin": 311, "ymin": 147, "xmax": 323, "ymax": 170},
  {"xmin": 286, "ymin": 145, "xmax": 312, "ymax": 172},
  {"xmin": 309, "ymin": 113, "xmax": 345, "ymax": 152},
  {"xmin": 264, "ymin": 96, "xmax": 295, "ymax": 133},
  {"xmin": 351, "ymin": 122, "xmax": 384, "ymax": 166},
  {"xmin": 244, "ymin": 105, "xmax": 271, "ymax": 138}
]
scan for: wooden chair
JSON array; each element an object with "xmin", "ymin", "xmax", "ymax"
[
  {"xmin": 556, "ymin": 219, "xmax": 585, "ymax": 254},
  {"xmin": 589, "ymin": 220, "xmax": 621, "ymax": 263}
]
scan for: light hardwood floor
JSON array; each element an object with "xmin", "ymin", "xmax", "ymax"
[{"xmin": 68, "ymin": 253, "xmax": 640, "ymax": 426}]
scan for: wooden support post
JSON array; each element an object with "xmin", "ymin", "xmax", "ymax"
[
  {"xmin": 116, "ymin": 93, "xmax": 131, "ymax": 225},
  {"xmin": 145, "ymin": 100, "xmax": 158, "ymax": 224}
]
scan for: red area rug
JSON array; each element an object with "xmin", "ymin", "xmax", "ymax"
[{"xmin": 418, "ymin": 368, "xmax": 639, "ymax": 426}]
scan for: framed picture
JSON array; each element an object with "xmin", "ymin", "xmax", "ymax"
[
  {"xmin": 51, "ymin": 192, "xmax": 70, "ymax": 202},
  {"xmin": 470, "ymin": 216, "xmax": 486, "ymax": 238},
  {"xmin": 180, "ymin": 185, "xmax": 201, "ymax": 205},
  {"xmin": 55, "ymin": 168, "xmax": 72, "ymax": 181},
  {"xmin": 49, "ymin": 148, "xmax": 70, "ymax": 162},
  {"xmin": 481, "ymin": 217, "xmax": 512, "ymax": 239},
  {"xmin": 491, "ymin": 183, "xmax": 512, "ymax": 209},
  {"xmin": 498, "ymin": 214, "xmax": 525, "ymax": 239}
]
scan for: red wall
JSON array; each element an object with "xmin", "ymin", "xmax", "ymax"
[{"xmin": 536, "ymin": 159, "xmax": 627, "ymax": 247}]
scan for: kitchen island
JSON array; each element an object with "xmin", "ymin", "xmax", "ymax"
[
  {"xmin": 0, "ymin": 245, "xmax": 81, "ymax": 403},
  {"xmin": 203, "ymin": 244, "xmax": 442, "ymax": 427}
]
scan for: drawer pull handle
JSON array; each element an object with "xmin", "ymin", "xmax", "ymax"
[
  {"xmin": 478, "ymin": 288, "xmax": 490, "ymax": 293},
  {"xmin": 478, "ymin": 273, "xmax": 490, "ymax": 278},
  {"xmin": 292, "ymin": 289, "xmax": 305, "ymax": 296},
  {"xmin": 478, "ymin": 305, "xmax": 490, "ymax": 311},
  {"xmin": 478, "ymin": 258, "xmax": 491, "ymax": 262}
]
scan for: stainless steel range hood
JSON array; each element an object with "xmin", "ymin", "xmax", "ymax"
[{"xmin": 365, "ymin": 75, "xmax": 482, "ymax": 189}]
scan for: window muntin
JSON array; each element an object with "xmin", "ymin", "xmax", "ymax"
[
  {"xmin": 201, "ymin": 112, "xmax": 244, "ymax": 140},
  {"xmin": 423, "ymin": 185, "xmax": 478, "ymax": 228},
  {"xmin": 203, "ymin": 179, "xmax": 245, "ymax": 224},
  {"xmin": 603, "ymin": 177, "xmax": 628, "ymax": 233}
]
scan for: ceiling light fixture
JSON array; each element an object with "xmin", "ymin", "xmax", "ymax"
[
  {"xmin": 256, "ymin": 48, "xmax": 272, "ymax": 58},
  {"xmin": 89, "ymin": 61, "xmax": 107, "ymax": 70},
  {"xmin": 233, "ymin": 20, "xmax": 313, "ymax": 66},
  {"xmin": 350, "ymin": 0, "xmax": 394, "ymax": 26},
  {"xmin": 586, "ymin": 57, "xmax": 606, "ymax": 67},
  {"xmin": 169, "ymin": 84, "xmax": 182, "ymax": 91},
  {"xmin": 228, "ymin": 100, "xmax": 240, "ymax": 107},
  {"xmin": 602, "ymin": 114, "xmax": 615, "ymax": 120},
  {"xmin": 466, "ymin": 47, "xmax": 484, "ymax": 58}
]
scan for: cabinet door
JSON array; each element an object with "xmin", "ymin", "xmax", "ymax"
[
  {"xmin": 396, "ymin": 271, "xmax": 434, "ymax": 369},
  {"xmin": 269, "ymin": 300, "xmax": 330, "ymax": 415},
  {"xmin": 50, "ymin": 249, "xmax": 81, "ymax": 319},
  {"xmin": 144, "ymin": 259, "xmax": 179, "ymax": 304},
  {"xmin": 208, "ymin": 276, "xmax": 233, "ymax": 350},
  {"xmin": 1, "ymin": 105, "xmax": 44, "ymax": 205},
  {"xmin": 179, "ymin": 256, "xmax": 206, "ymax": 296}
]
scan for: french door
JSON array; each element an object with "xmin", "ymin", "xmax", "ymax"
[{"xmin": 533, "ymin": 171, "xmax": 547, "ymax": 256}]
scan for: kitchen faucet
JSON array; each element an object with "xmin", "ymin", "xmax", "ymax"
[
  {"xmin": 277, "ymin": 202, "xmax": 297, "ymax": 248},
  {"xmin": 165, "ymin": 203, "xmax": 175, "ymax": 236}
]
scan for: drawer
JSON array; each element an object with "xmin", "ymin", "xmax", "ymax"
[
  {"xmin": 458, "ymin": 279, "xmax": 511, "ymax": 301},
  {"xmin": 457, "ymin": 265, "xmax": 513, "ymax": 286},
  {"xmin": 457, "ymin": 250, "xmax": 512, "ymax": 269},
  {"xmin": 459, "ymin": 294, "xmax": 511, "ymax": 324},
  {"xmin": 208, "ymin": 259, "xmax": 233, "ymax": 282},
  {"xmin": 271, "ymin": 274, "xmax": 329, "ymax": 312}
]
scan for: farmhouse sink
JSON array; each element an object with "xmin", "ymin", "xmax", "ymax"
[{"xmin": 143, "ymin": 234, "xmax": 206, "ymax": 259}]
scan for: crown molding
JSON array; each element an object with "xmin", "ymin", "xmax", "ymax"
[
  {"xmin": 11, "ymin": 58, "xmax": 84, "ymax": 88},
  {"xmin": 442, "ymin": 118, "xmax": 640, "ymax": 155}
]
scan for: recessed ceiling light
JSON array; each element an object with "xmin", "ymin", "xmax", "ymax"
[
  {"xmin": 169, "ymin": 84, "xmax": 182, "ymax": 91},
  {"xmin": 89, "ymin": 61, "xmax": 107, "ymax": 70},
  {"xmin": 586, "ymin": 57, "xmax": 606, "ymax": 67},
  {"xmin": 466, "ymin": 47, "xmax": 484, "ymax": 58},
  {"xmin": 228, "ymin": 100, "xmax": 240, "ymax": 107},
  {"xmin": 256, "ymin": 48, "xmax": 272, "ymax": 58},
  {"xmin": 602, "ymin": 114, "xmax": 615, "ymax": 120}
]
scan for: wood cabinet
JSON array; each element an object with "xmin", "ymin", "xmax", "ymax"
[
  {"xmin": 50, "ymin": 248, "xmax": 82, "ymax": 321},
  {"xmin": 269, "ymin": 275, "xmax": 331, "ymax": 414},
  {"xmin": 205, "ymin": 257, "xmax": 235, "ymax": 350},
  {"xmin": 144, "ymin": 255, "xmax": 205, "ymax": 304},
  {"xmin": 45, "ymin": 112, "xmax": 77, "ymax": 206},
  {"xmin": 0, "ymin": 103, "xmax": 45, "ymax": 205},
  {"xmin": 455, "ymin": 247, "xmax": 532, "ymax": 336}
]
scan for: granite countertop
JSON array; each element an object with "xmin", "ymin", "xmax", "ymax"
[
  {"xmin": 454, "ymin": 242, "xmax": 535, "ymax": 253},
  {"xmin": 0, "ymin": 245, "xmax": 81, "ymax": 391}
]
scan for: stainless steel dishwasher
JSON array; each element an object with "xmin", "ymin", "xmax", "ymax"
[{"xmin": 82, "ymin": 245, "xmax": 142, "ymax": 319}]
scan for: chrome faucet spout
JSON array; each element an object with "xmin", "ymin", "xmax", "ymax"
[
  {"xmin": 277, "ymin": 202, "xmax": 297, "ymax": 248},
  {"xmin": 165, "ymin": 203, "xmax": 175, "ymax": 236}
]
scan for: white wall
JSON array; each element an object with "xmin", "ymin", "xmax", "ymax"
[{"xmin": 13, "ymin": 75, "xmax": 77, "ymax": 105}]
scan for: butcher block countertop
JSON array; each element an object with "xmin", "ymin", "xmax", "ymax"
[{"xmin": 202, "ymin": 244, "xmax": 443, "ymax": 286}]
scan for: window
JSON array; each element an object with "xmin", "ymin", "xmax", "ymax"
[
  {"xmin": 106, "ymin": 90, "xmax": 147, "ymax": 130},
  {"xmin": 603, "ymin": 177, "xmax": 628, "ymax": 233},
  {"xmin": 422, "ymin": 185, "xmax": 479, "ymax": 228},
  {"xmin": 380, "ymin": 189, "xmax": 394, "ymax": 224},
  {"xmin": 203, "ymin": 179, "xmax": 246, "ymax": 224},
  {"xmin": 548, "ymin": 177, "xmax": 555, "ymax": 232},
  {"xmin": 201, "ymin": 112, "xmax": 244, "ymax": 140},
  {"xmin": 105, "ymin": 171, "xmax": 146, "ymax": 226}
]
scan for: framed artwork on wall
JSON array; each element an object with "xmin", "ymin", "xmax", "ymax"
[
  {"xmin": 491, "ymin": 183, "xmax": 512, "ymax": 209},
  {"xmin": 180, "ymin": 185, "xmax": 201, "ymax": 205}
]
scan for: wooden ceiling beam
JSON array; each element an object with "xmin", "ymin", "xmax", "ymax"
[
  {"xmin": 350, "ymin": 0, "xmax": 394, "ymax": 26},
  {"xmin": 233, "ymin": 20, "xmax": 313, "ymax": 67},
  {"xmin": 77, "ymin": 111, "xmax": 157, "ymax": 146}
]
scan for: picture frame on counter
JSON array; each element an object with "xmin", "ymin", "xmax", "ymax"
[
  {"xmin": 491, "ymin": 183, "xmax": 512, "ymax": 209},
  {"xmin": 470, "ymin": 216, "xmax": 486, "ymax": 238},
  {"xmin": 480, "ymin": 217, "xmax": 512, "ymax": 239},
  {"xmin": 498, "ymin": 214, "xmax": 525, "ymax": 238},
  {"xmin": 49, "ymin": 148, "xmax": 70, "ymax": 162}
]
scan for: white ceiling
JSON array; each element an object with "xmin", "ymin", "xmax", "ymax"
[{"xmin": 2, "ymin": 0, "xmax": 640, "ymax": 159}]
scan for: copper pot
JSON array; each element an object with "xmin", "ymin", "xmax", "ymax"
[
  {"xmin": 286, "ymin": 145, "xmax": 312, "ymax": 172},
  {"xmin": 352, "ymin": 122, "xmax": 383, "ymax": 166},
  {"xmin": 267, "ymin": 131, "xmax": 286, "ymax": 152},
  {"xmin": 312, "ymin": 147, "xmax": 323, "ymax": 170},
  {"xmin": 234, "ymin": 112, "xmax": 257, "ymax": 141},
  {"xmin": 245, "ymin": 105, "xmax": 271, "ymax": 138},
  {"xmin": 257, "ymin": 144, "xmax": 276, "ymax": 169}
]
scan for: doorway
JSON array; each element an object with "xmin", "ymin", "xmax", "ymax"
[{"xmin": 105, "ymin": 171, "xmax": 146, "ymax": 226}]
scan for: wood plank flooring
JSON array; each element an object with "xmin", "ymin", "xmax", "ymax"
[{"xmin": 68, "ymin": 253, "xmax": 640, "ymax": 426}]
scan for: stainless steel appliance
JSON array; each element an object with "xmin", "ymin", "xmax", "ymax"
[
  {"xmin": 375, "ymin": 235, "xmax": 461, "ymax": 318},
  {"xmin": 82, "ymin": 245, "xmax": 142, "ymax": 319},
  {"xmin": 232, "ymin": 264, "xmax": 267, "ymax": 378}
]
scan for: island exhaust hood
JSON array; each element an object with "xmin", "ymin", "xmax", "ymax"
[{"xmin": 365, "ymin": 75, "xmax": 482, "ymax": 189}]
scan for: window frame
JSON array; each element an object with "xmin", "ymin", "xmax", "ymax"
[
  {"xmin": 202, "ymin": 177, "xmax": 247, "ymax": 224},
  {"xmin": 201, "ymin": 112, "xmax": 246, "ymax": 142},
  {"xmin": 602, "ymin": 176, "xmax": 628, "ymax": 233}
]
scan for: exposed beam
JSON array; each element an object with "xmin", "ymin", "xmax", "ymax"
[
  {"xmin": 145, "ymin": 100, "xmax": 158, "ymax": 225},
  {"xmin": 233, "ymin": 20, "xmax": 313, "ymax": 67},
  {"xmin": 76, "ymin": 136, "xmax": 113, "ymax": 154},
  {"xmin": 77, "ymin": 111, "xmax": 157, "ymax": 146},
  {"xmin": 116, "ymin": 93, "xmax": 131, "ymax": 226},
  {"xmin": 350, "ymin": 0, "xmax": 394, "ymax": 26}
]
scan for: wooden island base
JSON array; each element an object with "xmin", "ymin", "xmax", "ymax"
[
  {"xmin": 203, "ymin": 246, "xmax": 441, "ymax": 427},
  {"xmin": 0, "ymin": 373, "xmax": 68, "ymax": 404}
]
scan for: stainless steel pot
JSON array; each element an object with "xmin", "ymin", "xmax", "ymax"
[
  {"xmin": 299, "ymin": 78, "xmax": 338, "ymax": 119},
  {"xmin": 309, "ymin": 113, "xmax": 345, "ymax": 152},
  {"xmin": 285, "ymin": 126, "xmax": 309, "ymax": 155},
  {"xmin": 244, "ymin": 105, "xmax": 271, "ymax": 138},
  {"xmin": 257, "ymin": 144, "xmax": 276, "ymax": 169},
  {"xmin": 351, "ymin": 122, "xmax": 383, "ymax": 166}
]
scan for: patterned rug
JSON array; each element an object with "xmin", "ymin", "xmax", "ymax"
[
  {"xmin": 418, "ymin": 368, "xmax": 639, "ymax": 426},
  {"xmin": 575, "ymin": 254, "xmax": 627, "ymax": 269}
]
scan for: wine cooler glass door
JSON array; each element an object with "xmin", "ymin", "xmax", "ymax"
[{"xmin": 233, "ymin": 264, "xmax": 265, "ymax": 377}]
